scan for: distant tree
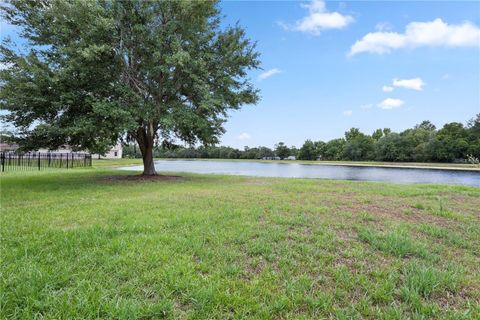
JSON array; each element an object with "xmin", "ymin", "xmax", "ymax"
[
  {"xmin": 375, "ymin": 133, "xmax": 409, "ymax": 161},
  {"xmin": 343, "ymin": 128, "xmax": 374, "ymax": 161},
  {"xmin": 274, "ymin": 142, "xmax": 290, "ymax": 159},
  {"xmin": 400, "ymin": 126, "xmax": 435, "ymax": 161},
  {"xmin": 227, "ymin": 148, "xmax": 241, "ymax": 159},
  {"xmin": 467, "ymin": 114, "xmax": 480, "ymax": 134},
  {"xmin": 0, "ymin": 0, "xmax": 260, "ymax": 175},
  {"xmin": 372, "ymin": 129, "xmax": 384, "ymax": 141},
  {"xmin": 122, "ymin": 143, "xmax": 141, "ymax": 158},
  {"xmin": 298, "ymin": 140, "xmax": 318, "ymax": 160},
  {"xmin": 425, "ymin": 122, "xmax": 468, "ymax": 162},
  {"xmin": 257, "ymin": 146, "xmax": 274, "ymax": 159},
  {"xmin": 466, "ymin": 114, "xmax": 480, "ymax": 158},
  {"xmin": 415, "ymin": 120, "xmax": 436, "ymax": 131},
  {"xmin": 196, "ymin": 146, "xmax": 210, "ymax": 158},
  {"xmin": 289, "ymin": 146, "xmax": 299, "ymax": 158},
  {"xmin": 218, "ymin": 146, "xmax": 233, "ymax": 159},
  {"xmin": 242, "ymin": 146, "xmax": 261, "ymax": 159},
  {"xmin": 185, "ymin": 148, "xmax": 200, "ymax": 158},
  {"xmin": 324, "ymin": 138, "xmax": 345, "ymax": 160},
  {"xmin": 345, "ymin": 128, "xmax": 361, "ymax": 141},
  {"xmin": 344, "ymin": 136, "xmax": 374, "ymax": 161},
  {"xmin": 413, "ymin": 142, "xmax": 429, "ymax": 162},
  {"xmin": 314, "ymin": 141, "xmax": 326, "ymax": 159},
  {"xmin": 372, "ymin": 128, "xmax": 392, "ymax": 141}
]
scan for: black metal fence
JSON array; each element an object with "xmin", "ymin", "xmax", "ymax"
[{"xmin": 0, "ymin": 152, "xmax": 92, "ymax": 172}]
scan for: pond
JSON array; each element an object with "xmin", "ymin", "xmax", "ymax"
[{"xmin": 118, "ymin": 160, "xmax": 480, "ymax": 187}]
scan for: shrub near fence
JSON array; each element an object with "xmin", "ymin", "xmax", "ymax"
[{"xmin": 0, "ymin": 152, "xmax": 92, "ymax": 172}]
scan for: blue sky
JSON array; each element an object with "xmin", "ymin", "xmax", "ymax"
[
  {"xmin": 1, "ymin": 1, "xmax": 479, "ymax": 149},
  {"xmin": 218, "ymin": 0, "xmax": 480, "ymax": 148}
]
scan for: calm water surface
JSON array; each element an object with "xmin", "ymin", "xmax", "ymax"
[{"xmin": 118, "ymin": 160, "xmax": 480, "ymax": 187}]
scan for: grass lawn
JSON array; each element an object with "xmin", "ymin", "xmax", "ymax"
[{"xmin": 1, "ymin": 164, "xmax": 479, "ymax": 319}]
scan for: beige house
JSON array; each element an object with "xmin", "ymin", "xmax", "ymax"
[
  {"xmin": 91, "ymin": 144, "xmax": 123, "ymax": 159},
  {"xmin": 0, "ymin": 142, "xmax": 19, "ymax": 152}
]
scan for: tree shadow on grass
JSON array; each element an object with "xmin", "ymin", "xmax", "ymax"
[{"xmin": 0, "ymin": 170, "xmax": 188, "ymax": 198}]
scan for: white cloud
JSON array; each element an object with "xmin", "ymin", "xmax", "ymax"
[
  {"xmin": 349, "ymin": 18, "xmax": 480, "ymax": 56},
  {"xmin": 282, "ymin": 0, "xmax": 354, "ymax": 35},
  {"xmin": 393, "ymin": 77, "xmax": 425, "ymax": 91},
  {"xmin": 237, "ymin": 133, "xmax": 252, "ymax": 141},
  {"xmin": 342, "ymin": 110, "xmax": 353, "ymax": 116},
  {"xmin": 258, "ymin": 68, "xmax": 282, "ymax": 81},
  {"xmin": 378, "ymin": 98, "xmax": 405, "ymax": 110},
  {"xmin": 382, "ymin": 85, "xmax": 394, "ymax": 92}
]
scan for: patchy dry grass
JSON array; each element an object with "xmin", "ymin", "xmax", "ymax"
[{"xmin": 1, "ymin": 167, "xmax": 479, "ymax": 319}]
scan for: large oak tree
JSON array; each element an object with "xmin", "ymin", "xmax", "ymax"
[{"xmin": 0, "ymin": 0, "xmax": 260, "ymax": 175}]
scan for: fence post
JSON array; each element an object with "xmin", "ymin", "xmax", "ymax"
[
  {"xmin": 60, "ymin": 153, "xmax": 62, "ymax": 168},
  {"xmin": 1, "ymin": 153, "xmax": 4, "ymax": 172},
  {"xmin": 38, "ymin": 153, "xmax": 41, "ymax": 170},
  {"xmin": 66, "ymin": 153, "xmax": 69, "ymax": 169},
  {"xmin": 48, "ymin": 153, "xmax": 51, "ymax": 168}
]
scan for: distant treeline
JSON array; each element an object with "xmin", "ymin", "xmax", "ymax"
[{"xmin": 123, "ymin": 115, "xmax": 480, "ymax": 163}]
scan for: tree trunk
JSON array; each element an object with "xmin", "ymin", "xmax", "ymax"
[
  {"xmin": 135, "ymin": 122, "xmax": 157, "ymax": 175},
  {"xmin": 141, "ymin": 144, "xmax": 156, "ymax": 175}
]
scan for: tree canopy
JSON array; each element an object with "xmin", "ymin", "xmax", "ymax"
[{"xmin": 0, "ymin": 0, "xmax": 260, "ymax": 174}]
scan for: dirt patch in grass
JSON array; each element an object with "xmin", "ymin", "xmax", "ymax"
[
  {"xmin": 440, "ymin": 194, "xmax": 480, "ymax": 217},
  {"xmin": 99, "ymin": 174, "xmax": 183, "ymax": 182},
  {"xmin": 364, "ymin": 203, "xmax": 449, "ymax": 224},
  {"xmin": 334, "ymin": 227, "xmax": 357, "ymax": 242},
  {"xmin": 336, "ymin": 198, "xmax": 463, "ymax": 229},
  {"xmin": 435, "ymin": 284, "xmax": 480, "ymax": 309},
  {"xmin": 315, "ymin": 191, "xmax": 475, "ymax": 228}
]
